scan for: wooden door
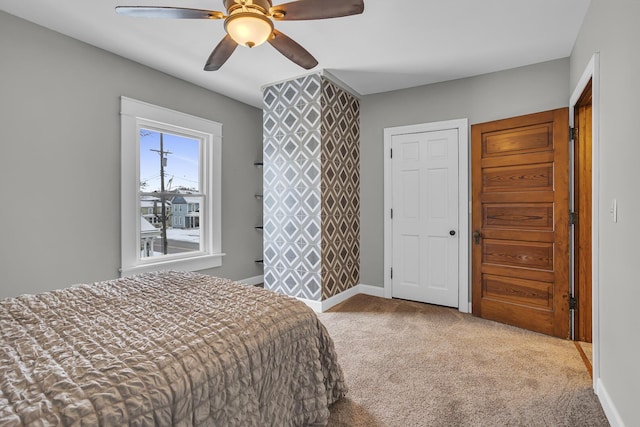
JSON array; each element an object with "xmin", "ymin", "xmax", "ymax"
[
  {"xmin": 471, "ymin": 108, "xmax": 570, "ymax": 339},
  {"xmin": 574, "ymin": 79, "xmax": 593, "ymax": 342},
  {"xmin": 392, "ymin": 129, "xmax": 459, "ymax": 307}
]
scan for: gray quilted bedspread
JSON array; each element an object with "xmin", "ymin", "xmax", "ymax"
[{"xmin": 0, "ymin": 271, "xmax": 346, "ymax": 426}]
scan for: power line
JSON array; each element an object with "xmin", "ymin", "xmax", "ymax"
[{"xmin": 150, "ymin": 134, "xmax": 172, "ymax": 255}]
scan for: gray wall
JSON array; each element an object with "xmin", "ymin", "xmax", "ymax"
[
  {"xmin": 569, "ymin": 1, "xmax": 640, "ymax": 424},
  {"xmin": 359, "ymin": 58, "xmax": 570, "ymax": 287},
  {"xmin": 0, "ymin": 11, "xmax": 263, "ymax": 298}
]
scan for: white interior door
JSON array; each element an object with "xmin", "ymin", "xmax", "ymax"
[{"xmin": 391, "ymin": 129, "xmax": 459, "ymax": 307}]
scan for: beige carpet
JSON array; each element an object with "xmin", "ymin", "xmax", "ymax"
[{"xmin": 319, "ymin": 294, "xmax": 608, "ymax": 427}]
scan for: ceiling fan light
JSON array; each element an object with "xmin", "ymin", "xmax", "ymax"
[{"xmin": 225, "ymin": 12, "xmax": 274, "ymax": 48}]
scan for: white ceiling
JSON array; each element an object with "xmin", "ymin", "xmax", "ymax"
[{"xmin": 1, "ymin": 0, "xmax": 590, "ymax": 108}]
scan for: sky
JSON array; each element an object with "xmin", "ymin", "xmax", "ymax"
[{"xmin": 139, "ymin": 129, "xmax": 200, "ymax": 193}]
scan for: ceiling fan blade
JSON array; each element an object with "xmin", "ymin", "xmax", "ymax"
[
  {"xmin": 268, "ymin": 30, "xmax": 318, "ymax": 69},
  {"xmin": 270, "ymin": 0, "xmax": 364, "ymax": 21},
  {"xmin": 204, "ymin": 35, "xmax": 238, "ymax": 71},
  {"xmin": 115, "ymin": 6, "xmax": 224, "ymax": 20}
]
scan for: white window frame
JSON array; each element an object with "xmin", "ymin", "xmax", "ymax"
[{"xmin": 120, "ymin": 97, "xmax": 224, "ymax": 276}]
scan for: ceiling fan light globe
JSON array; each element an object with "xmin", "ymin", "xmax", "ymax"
[{"xmin": 225, "ymin": 12, "xmax": 274, "ymax": 48}]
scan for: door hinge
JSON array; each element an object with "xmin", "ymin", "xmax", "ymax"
[
  {"xmin": 390, "ymin": 208, "xmax": 393, "ymax": 219},
  {"xmin": 569, "ymin": 126, "xmax": 577, "ymax": 141},
  {"xmin": 569, "ymin": 211, "xmax": 578, "ymax": 225},
  {"xmin": 569, "ymin": 296, "xmax": 577, "ymax": 310},
  {"xmin": 390, "ymin": 267, "xmax": 393, "ymax": 279},
  {"xmin": 390, "ymin": 148, "xmax": 393, "ymax": 159}
]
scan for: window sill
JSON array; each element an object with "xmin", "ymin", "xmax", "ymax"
[{"xmin": 120, "ymin": 252, "xmax": 226, "ymax": 277}]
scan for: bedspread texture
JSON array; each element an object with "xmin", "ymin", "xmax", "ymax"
[{"xmin": 0, "ymin": 271, "xmax": 346, "ymax": 426}]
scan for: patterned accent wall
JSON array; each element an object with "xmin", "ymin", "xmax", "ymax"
[
  {"xmin": 320, "ymin": 79, "xmax": 360, "ymax": 299},
  {"xmin": 262, "ymin": 74, "xmax": 360, "ymax": 302}
]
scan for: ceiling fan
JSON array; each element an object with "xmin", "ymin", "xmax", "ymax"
[{"xmin": 115, "ymin": 0, "xmax": 365, "ymax": 71}]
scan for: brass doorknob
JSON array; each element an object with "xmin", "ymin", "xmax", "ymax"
[{"xmin": 473, "ymin": 230, "xmax": 481, "ymax": 244}]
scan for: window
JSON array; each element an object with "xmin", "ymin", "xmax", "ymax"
[{"xmin": 120, "ymin": 97, "xmax": 223, "ymax": 276}]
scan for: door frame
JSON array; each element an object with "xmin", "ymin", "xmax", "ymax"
[
  {"xmin": 571, "ymin": 78, "xmax": 593, "ymax": 343},
  {"xmin": 569, "ymin": 53, "xmax": 600, "ymax": 391},
  {"xmin": 383, "ymin": 118, "xmax": 469, "ymax": 312}
]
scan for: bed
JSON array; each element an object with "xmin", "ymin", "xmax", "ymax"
[{"xmin": 0, "ymin": 271, "xmax": 346, "ymax": 426}]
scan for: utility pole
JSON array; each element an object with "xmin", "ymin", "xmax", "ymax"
[{"xmin": 150, "ymin": 133, "xmax": 172, "ymax": 255}]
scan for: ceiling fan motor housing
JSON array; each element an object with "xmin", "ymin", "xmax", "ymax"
[{"xmin": 224, "ymin": 0, "xmax": 273, "ymax": 14}]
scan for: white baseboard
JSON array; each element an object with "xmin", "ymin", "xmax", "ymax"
[
  {"xmin": 297, "ymin": 283, "xmax": 386, "ymax": 313},
  {"xmin": 596, "ymin": 379, "xmax": 625, "ymax": 427},
  {"xmin": 238, "ymin": 275, "xmax": 264, "ymax": 286}
]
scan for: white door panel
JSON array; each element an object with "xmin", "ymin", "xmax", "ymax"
[{"xmin": 392, "ymin": 129, "xmax": 459, "ymax": 307}]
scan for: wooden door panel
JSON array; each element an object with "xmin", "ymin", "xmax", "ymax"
[
  {"xmin": 472, "ymin": 108, "xmax": 570, "ymax": 339},
  {"xmin": 482, "ymin": 275, "xmax": 552, "ymax": 309},
  {"xmin": 481, "ymin": 230, "xmax": 554, "ymax": 244},
  {"xmin": 480, "ymin": 299, "xmax": 554, "ymax": 336},
  {"xmin": 481, "ymin": 151, "xmax": 555, "ymax": 168},
  {"xmin": 483, "ymin": 204, "xmax": 554, "ymax": 230},
  {"xmin": 483, "ymin": 240, "xmax": 554, "ymax": 270},
  {"xmin": 482, "ymin": 123, "xmax": 553, "ymax": 157},
  {"xmin": 482, "ymin": 163, "xmax": 554, "ymax": 192},
  {"xmin": 481, "ymin": 266, "xmax": 555, "ymax": 285},
  {"xmin": 481, "ymin": 192, "xmax": 555, "ymax": 204}
]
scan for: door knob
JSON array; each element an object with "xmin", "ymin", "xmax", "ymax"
[
  {"xmin": 473, "ymin": 230, "xmax": 481, "ymax": 244},
  {"xmin": 449, "ymin": 230, "xmax": 456, "ymax": 236}
]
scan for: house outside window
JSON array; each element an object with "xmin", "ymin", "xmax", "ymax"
[{"xmin": 120, "ymin": 97, "xmax": 223, "ymax": 275}]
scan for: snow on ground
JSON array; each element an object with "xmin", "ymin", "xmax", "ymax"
[{"xmin": 166, "ymin": 228, "xmax": 200, "ymax": 243}]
